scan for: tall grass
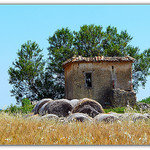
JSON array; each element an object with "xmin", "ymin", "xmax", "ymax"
[{"xmin": 0, "ymin": 112, "xmax": 150, "ymax": 145}]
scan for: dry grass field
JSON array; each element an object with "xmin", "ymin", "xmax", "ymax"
[{"xmin": 0, "ymin": 112, "xmax": 150, "ymax": 145}]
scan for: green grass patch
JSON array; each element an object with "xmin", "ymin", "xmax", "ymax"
[{"xmin": 104, "ymin": 107, "xmax": 125, "ymax": 113}]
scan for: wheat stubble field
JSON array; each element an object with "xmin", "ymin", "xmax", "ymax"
[{"xmin": 0, "ymin": 112, "xmax": 150, "ymax": 145}]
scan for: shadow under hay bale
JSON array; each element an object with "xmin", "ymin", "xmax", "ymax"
[
  {"xmin": 44, "ymin": 100, "xmax": 73, "ymax": 117},
  {"xmin": 94, "ymin": 114, "xmax": 119, "ymax": 123},
  {"xmin": 33, "ymin": 98, "xmax": 53, "ymax": 115},
  {"xmin": 72, "ymin": 98, "xmax": 104, "ymax": 116},
  {"xmin": 67, "ymin": 113, "xmax": 93, "ymax": 122}
]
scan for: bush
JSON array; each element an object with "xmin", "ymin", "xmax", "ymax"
[
  {"xmin": 21, "ymin": 98, "xmax": 34, "ymax": 113},
  {"xmin": 138, "ymin": 97, "xmax": 150, "ymax": 104},
  {"xmin": 5, "ymin": 104, "xmax": 22, "ymax": 114},
  {"xmin": 5, "ymin": 98, "xmax": 34, "ymax": 114}
]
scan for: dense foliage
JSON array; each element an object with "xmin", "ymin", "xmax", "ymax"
[{"xmin": 8, "ymin": 25, "xmax": 150, "ymax": 103}]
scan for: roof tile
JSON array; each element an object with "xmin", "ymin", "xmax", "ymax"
[{"xmin": 62, "ymin": 55, "xmax": 135, "ymax": 68}]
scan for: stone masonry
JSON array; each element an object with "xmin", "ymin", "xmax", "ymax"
[
  {"xmin": 62, "ymin": 55, "xmax": 137, "ymax": 108},
  {"xmin": 111, "ymin": 89, "xmax": 136, "ymax": 107}
]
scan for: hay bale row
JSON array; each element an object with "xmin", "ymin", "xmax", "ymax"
[
  {"xmin": 94, "ymin": 114, "xmax": 119, "ymax": 123},
  {"xmin": 32, "ymin": 97, "xmax": 104, "ymax": 118},
  {"xmin": 31, "ymin": 98, "xmax": 150, "ymax": 123},
  {"xmin": 27, "ymin": 113, "xmax": 150, "ymax": 124},
  {"xmin": 26, "ymin": 112, "xmax": 150, "ymax": 123}
]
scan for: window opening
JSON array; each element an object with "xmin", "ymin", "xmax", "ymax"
[{"xmin": 85, "ymin": 73, "xmax": 92, "ymax": 87}]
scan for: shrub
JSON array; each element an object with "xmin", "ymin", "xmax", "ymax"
[
  {"xmin": 5, "ymin": 104, "xmax": 22, "ymax": 114},
  {"xmin": 5, "ymin": 98, "xmax": 34, "ymax": 114},
  {"xmin": 21, "ymin": 98, "xmax": 34, "ymax": 113},
  {"xmin": 139, "ymin": 97, "xmax": 150, "ymax": 104}
]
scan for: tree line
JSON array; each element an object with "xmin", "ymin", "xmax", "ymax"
[{"xmin": 8, "ymin": 24, "xmax": 150, "ymax": 104}]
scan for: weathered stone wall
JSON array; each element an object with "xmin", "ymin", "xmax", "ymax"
[
  {"xmin": 113, "ymin": 62, "xmax": 133, "ymax": 91},
  {"xmin": 64, "ymin": 64, "xmax": 74, "ymax": 99},
  {"xmin": 64, "ymin": 61, "xmax": 134, "ymax": 107},
  {"xmin": 111, "ymin": 89, "xmax": 136, "ymax": 107}
]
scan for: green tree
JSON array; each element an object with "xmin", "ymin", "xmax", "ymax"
[
  {"xmin": 73, "ymin": 24, "xmax": 104, "ymax": 57},
  {"xmin": 102, "ymin": 26, "xmax": 133, "ymax": 56},
  {"xmin": 47, "ymin": 28, "xmax": 75, "ymax": 98},
  {"xmin": 132, "ymin": 48, "xmax": 150, "ymax": 90},
  {"xmin": 8, "ymin": 41, "xmax": 46, "ymax": 103}
]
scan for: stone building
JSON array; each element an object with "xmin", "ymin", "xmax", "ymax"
[{"xmin": 62, "ymin": 56, "xmax": 136, "ymax": 108}]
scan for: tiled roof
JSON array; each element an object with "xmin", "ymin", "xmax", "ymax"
[{"xmin": 62, "ymin": 55, "xmax": 135, "ymax": 68}]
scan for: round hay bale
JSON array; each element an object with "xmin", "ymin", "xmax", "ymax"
[
  {"xmin": 117, "ymin": 113, "xmax": 133, "ymax": 121},
  {"xmin": 108, "ymin": 112, "xmax": 124, "ymax": 120},
  {"xmin": 74, "ymin": 104, "xmax": 99, "ymax": 118},
  {"xmin": 69, "ymin": 99, "xmax": 80, "ymax": 108},
  {"xmin": 41, "ymin": 114, "xmax": 59, "ymax": 121},
  {"xmin": 39, "ymin": 101, "xmax": 53, "ymax": 116},
  {"xmin": 119, "ymin": 113, "xmax": 149, "ymax": 122},
  {"xmin": 33, "ymin": 98, "xmax": 53, "ymax": 114},
  {"xmin": 132, "ymin": 113, "xmax": 148, "ymax": 122},
  {"xmin": 94, "ymin": 114, "xmax": 119, "ymax": 123},
  {"xmin": 72, "ymin": 98, "xmax": 104, "ymax": 115},
  {"xmin": 67, "ymin": 113, "xmax": 93, "ymax": 122},
  {"xmin": 44, "ymin": 100, "xmax": 73, "ymax": 117}
]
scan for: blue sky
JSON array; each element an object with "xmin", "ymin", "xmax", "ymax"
[{"xmin": 0, "ymin": 5, "xmax": 150, "ymax": 109}]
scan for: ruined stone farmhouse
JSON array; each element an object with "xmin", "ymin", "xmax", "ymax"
[{"xmin": 62, "ymin": 56, "xmax": 136, "ymax": 108}]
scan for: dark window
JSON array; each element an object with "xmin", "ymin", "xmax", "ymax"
[{"xmin": 85, "ymin": 73, "xmax": 92, "ymax": 87}]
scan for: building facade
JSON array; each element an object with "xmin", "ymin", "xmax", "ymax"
[{"xmin": 62, "ymin": 56, "xmax": 136, "ymax": 108}]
